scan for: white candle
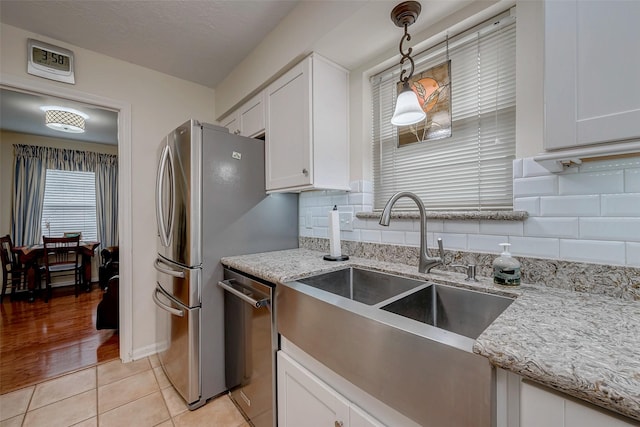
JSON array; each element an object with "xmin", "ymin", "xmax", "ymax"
[{"xmin": 328, "ymin": 206, "xmax": 341, "ymax": 258}]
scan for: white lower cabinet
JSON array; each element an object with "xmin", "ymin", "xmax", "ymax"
[
  {"xmin": 520, "ymin": 380, "xmax": 638, "ymax": 427},
  {"xmin": 277, "ymin": 351, "xmax": 383, "ymax": 427}
]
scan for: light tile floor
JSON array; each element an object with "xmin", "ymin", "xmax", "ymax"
[{"xmin": 0, "ymin": 354, "xmax": 249, "ymax": 427}]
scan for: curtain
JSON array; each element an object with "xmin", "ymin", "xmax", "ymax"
[
  {"xmin": 11, "ymin": 145, "xmax": 47, "ymax": 246},
  {"xmin": 95, "ymin": 154, "xmax": 119, "ymax": 248},
  {"xmin": 11, "ymin": 144, "xmax": 118, "ymax": 247}
]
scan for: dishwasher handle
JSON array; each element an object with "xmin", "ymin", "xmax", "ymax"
[{"xmin": 218, "ymin": 279, "xmax": 269, "ymax": 308}]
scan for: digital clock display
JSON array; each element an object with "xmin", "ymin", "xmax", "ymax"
[
  {"xmin": 27, "ymin": 39, "xmax": 75, "ymax": 84},
  {"xmin": 32, "ymin": 46, "xmax": 70, "ymax": 72}
]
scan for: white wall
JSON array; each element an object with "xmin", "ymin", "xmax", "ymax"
[{"xmin": 1, "ymin": 23, "xmax": 216, "ymax": 359}]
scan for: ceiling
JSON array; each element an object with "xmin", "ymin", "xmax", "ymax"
[
  {"xmin": 0, "ymin": 89, "xmax": 119, "ymax": 145},
  {"xmin": 0, "ymin": 0, "xmax": 474, "ymax": 144}
]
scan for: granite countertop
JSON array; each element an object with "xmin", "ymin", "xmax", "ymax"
[{"xmin": 221, "ymin": 248, "xmax": 640, "ymax": 422}]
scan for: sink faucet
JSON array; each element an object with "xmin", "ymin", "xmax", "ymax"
[{"xmin": 379, "ymin": 191, "xmax": 444, "ymax": 273}]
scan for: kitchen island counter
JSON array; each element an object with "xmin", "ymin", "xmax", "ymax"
[{"xmin": 221, "ymin": 248, "xmax": 640, "ymax": 422}]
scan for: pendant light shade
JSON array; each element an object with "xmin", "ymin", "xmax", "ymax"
[
  {"xmin": 389, "ymin": 1, "xmax": 425, "ymax": 127},
  {"xmin": 391, "ymin": 81, "xmax": 426, "ymax": 126}
]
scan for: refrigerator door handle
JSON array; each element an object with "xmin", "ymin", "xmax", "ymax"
[
  {"xmin": 156, "ymin": 144, "xmax": 176, "ymax": 247},
  {"xmin": 153, "ymin": 287, "xmax": 185, "ymax": 317},
  {"xmin": 154, "ymin": 258, "xmax": 186, "ymax": 278},
  {"xmin": 217, "ymin": 279, "xmax": 269, "ymax": 308}
]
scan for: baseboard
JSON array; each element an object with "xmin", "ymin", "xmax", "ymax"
[{"xmin": 130, "ymin": 343, "xmax": 158, "ymax": 361}]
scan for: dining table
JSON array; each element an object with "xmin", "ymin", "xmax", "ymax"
[{"xmin": 11, "ymin": 241, "xmax": 100, "ymax": 301}]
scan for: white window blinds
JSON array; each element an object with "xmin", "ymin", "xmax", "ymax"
[
  {"xmin": 372, "ymin": 12, "xmax": 516, "ymax": 211},
  {"xmin": 41, "ymin": 169, "xmax": 98, "ymax": 241}
]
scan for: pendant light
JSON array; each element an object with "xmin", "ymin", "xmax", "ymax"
[{"xmin": 390, "ymin": 1, "xmax": 426, "ymax": 127}]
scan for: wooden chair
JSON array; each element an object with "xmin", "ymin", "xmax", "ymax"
[
  {"xmin": 0, "ymin": 235, "xmax": 30, "ymax": 302},
  {"xmin": 42, "ymin": 235, "xmax": 82, "ymax": 301}
]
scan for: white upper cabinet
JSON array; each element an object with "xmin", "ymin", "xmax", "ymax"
[
  {"xmin": 221, "ymin": 92, "xmax": 265, "ymax": 138},
  {"xmin": 544, "ymin": 0, "xmax": 640, "ymax": 151},
  {"xmin": 265, "ymin": 53, "xmax": 349, "ymax": 192},
  {"xmin": 239, "ymin": 91, "xmax": 265, "ymax": 138},
  {"xmin": 221, "ymin": 110, "xmax": 240, "ymax": 135}
]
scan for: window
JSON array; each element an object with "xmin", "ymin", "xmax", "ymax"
[
  {"xmin": 372, "ymin": 11, "xmax": 516, "ymax": 211},
  {"xmin": 41, "ymin": 169, "xmax": 98, "ymax": 240}
]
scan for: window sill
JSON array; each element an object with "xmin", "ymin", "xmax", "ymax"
[{"xmin": 355, "ymin": 211, "xmax": 528, "ymax": 221}]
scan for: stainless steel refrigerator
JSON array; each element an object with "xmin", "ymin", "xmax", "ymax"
[{"xmin": 152, "ymin": 119, "xmax": 298, "ymax": 410}]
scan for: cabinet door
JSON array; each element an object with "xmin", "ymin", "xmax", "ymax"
[
  {"xmin": 265, "ymin": 58, "xmax": 312, "ymax": 191},
  {"xmin": 350, "ymin": 404, "xmax": 385, "ymax": 427},
  {"xmin": 544, "ymin": 0, "xmax": 640, "ymax": 150},
  {"xmin": 521, "ymin": 381, "xmax": 638, "ymax": 427},
  {"xmin": 278, "ymin": 351, "xmax": 349, "ymax": 427},
  {"xmin": 520, "ymin": 381, "xmax": 564, "ymax": 427},
  {"xmin": 565, "ymin": 399, "xmax": 638, "ymax": 427},
  {"xmin": 221, "ymin": 112, "xmax": 240, "ymax": 135},
  {"xmin": 240, "ymin": 92, "xmax": 265, "ymax": 138}
]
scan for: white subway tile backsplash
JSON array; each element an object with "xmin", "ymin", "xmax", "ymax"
[
  {"xmin": 425, "ymin": 219, "xmax": 444, "ymax": 233},
  {"xmin": 331, "ymin": 194, "xmax": 349, "ymax": 206},
  {"xmin": 360, "ymin": 229, "xmax": 381, "ymax": 243},
  {"xmin": 508, "ymin": 236, "xmax": 559, "ymax": 259},
  {"xmin": 314, "ymin": 216, "xmax": 328, "ymax": 227},
  {"xmin": 523, "ymin": 158, "xmax": 553, "ymax": 178},
  {"xmin": 625, "ymin": 168, "xmax": 640, "ymax": 192},
  {"xmin": 524, "ymin": 217, "xmax": 579, "ymax": 238},
  {"xmin": 468, "ymin": 234, "xmax": 509, "ymax": 253},
  {"xmin": 539, "ymin": 195, "xmax": 600, "ymax": 217},
  {"xmin": 381, "ymin": 230, "xmax": 406, "ymax": 244},
  {"xmin": 405, "ymin": 231, "xmax": 420, "ymax": 247},
  {"xmin": 559, "ymin": 170, "xmax": 624, "ymax": 195},
  {"xmin": 341, "ymin": 229, "xmax": 361, "ymax": 242},
  {"xmin": 299, "ymin": 158, "xmax": 638, "ymax": 267},
  {"xmin": 513, "ymin": 197, "xmax": 540, "ymax": 216},
  {"xmin": 386, "ymin": 220, "xmax": 415, "ymax": 232},
  {"xmin": 513, "ymin": 176, "xmax": 558, "ymax": 197},
  {"xmin": 443, "ymin": 220, "xmax": 480, "ymax": 234},
  {"xmin": 560, "ymin": 239, "xmax": 626, "ymax": 266},
  {"xmin": 435, "ymin": 233, "xmax": 467, "ymax": 250},
  {"xmin": 626, "ymin": 243, "xmax": 640, "ymax": 267},
  {"xmin": 479, "ymin": 220, "xmax": 524, "ymax": 236},
  {"xmin": 299, "ymin": 227, "xmax": 313, "ymax": 237},
  {"xmin": 580, "ymin": 218, "xmax": 640, "ymax": 242},
  {"xmin": 348, "ymin": 193, "xmax": 373, "ymax": 205},
  {"xmin": 512, "ymin": 158, "xmax": 523, "ymax": 179},
  {"xmin": 601, "ymin": 194, "xmax": 640, "ymax": 216},
  {"xmin": 312, "ymin": 228, "xmax": 328, "ymax": 238}
]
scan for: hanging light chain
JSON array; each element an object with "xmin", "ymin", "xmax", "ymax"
[{"xmin": 398, "ymin": 23, "xmax": 416, "ymax": 85}]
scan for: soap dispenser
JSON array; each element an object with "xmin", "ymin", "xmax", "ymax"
[{"xmin": 493, "ymin": 243, "xmax": 521, "ymax": 286}]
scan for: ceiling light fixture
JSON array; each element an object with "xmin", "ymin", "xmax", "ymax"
[
  {"xmin": 40, "ymin": 106, "xmax": 89, "ymax": 133},
  {"xmin": 390, "ymin": 1, "xmax": 426, "ymax": 127}
]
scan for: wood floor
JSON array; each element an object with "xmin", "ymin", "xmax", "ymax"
[{"xmin": 0, "ymin": 285, "xmax": 119, "ymax": 395}]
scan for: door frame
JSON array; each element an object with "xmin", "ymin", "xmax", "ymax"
[{"xmin": 1, "ymin": 73, "xmax": 133, "ymax": 362}]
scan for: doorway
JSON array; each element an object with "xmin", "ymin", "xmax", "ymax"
[{"xmin": 0, "ymin": 76, "xmax": 133, "ymax": 386}]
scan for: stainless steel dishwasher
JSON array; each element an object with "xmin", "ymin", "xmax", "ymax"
[{"xmin": 218, "ymin": 268, "xmax": 276, "ymax": 427}]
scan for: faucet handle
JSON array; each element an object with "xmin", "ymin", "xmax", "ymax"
[{"xmin": 436, "ymin": 238, "xmax": 445, "ymax": 261}]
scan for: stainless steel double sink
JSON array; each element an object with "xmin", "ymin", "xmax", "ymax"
[
  {"xmin": 276, "ymin": 267, "xmax": 515, "ymax": 427},
  {"xmin": 296, "ymin": 266, "xmax": 513, "ymax": 340}
]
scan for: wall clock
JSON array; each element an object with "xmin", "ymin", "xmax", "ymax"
[{"xmin": 27, "ymin": 39, "xmax": 75, "ymax": 84}]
